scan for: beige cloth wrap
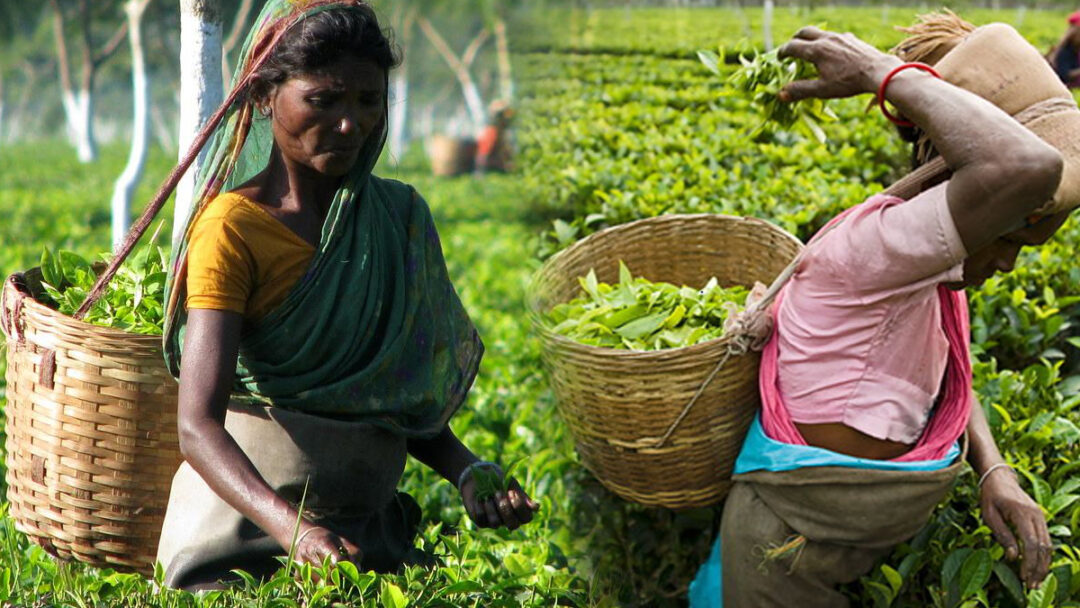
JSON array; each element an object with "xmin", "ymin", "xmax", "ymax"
[
  {"xmin": 720, "ymin": 436, "xmax": 968, "ymax": 608},
  {"xmin": 907, "ymin": 22, "xmax": 1080, "ymax": 215},
  {"xmin": 156, "ymin": 403, "xmax": 424, "ymax": 590}
]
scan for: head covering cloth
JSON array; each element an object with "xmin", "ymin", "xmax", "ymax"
[
  {"xmin": 891, "ymin": 12, "xmax": 1080, "ymax": 216},
  {"xmin": 162, "ymin": 0, "xmax": 483, "ymax": 438}
]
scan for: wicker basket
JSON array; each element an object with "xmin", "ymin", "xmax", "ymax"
[
  {"xmin": 528, "ymin": 214, "xmax": 802, "ymax": 509},
  {"xmin": 1, "ymin": 269, "xmax": 182, "ymax": 574}
]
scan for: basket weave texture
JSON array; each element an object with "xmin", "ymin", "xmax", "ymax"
[
  {"xmin": 2, "ymin": 269, "xmax": 181, "ymax": 574},
  {"xmin": 529, "ymin": 214, "xmax": 802, "ymax": 509}
]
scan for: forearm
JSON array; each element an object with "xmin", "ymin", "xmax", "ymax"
[
  {"xmin": 966, "ymin": 395, "xmax": 1007, "ymax": 477},
  {"xmin": 407, "ymin": 425, "xmax": 478, "ymax": 486},
  {"xmin": 179, "ymin": 417, "xmax": 303, "ymax": 549}
]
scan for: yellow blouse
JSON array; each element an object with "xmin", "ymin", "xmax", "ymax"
[{"xmin": 185, "ymin": 192, "xmax": 315, "ymax": 321}]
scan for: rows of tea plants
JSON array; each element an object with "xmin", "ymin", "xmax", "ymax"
[{"xmin": 512, "ymin": 5, "xmax": 1080, "ymax": 606}]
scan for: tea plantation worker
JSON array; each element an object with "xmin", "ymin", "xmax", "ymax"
[
  {"xmin": 155, "ymin": 0, "xmax": 538, "ymax": 590},
  {"xmin": 475, "ymin": 99, "xmax": 515, "ymax": 173},
  {"xmin": 1048, "ymin": 11, "xmax": 1080, "ymax": 88},
  {"xmin": 689, "ymin": 16, "xmax": 1080, "ymax": 608}
]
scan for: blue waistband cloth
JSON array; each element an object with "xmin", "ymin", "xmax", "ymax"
[{"xmin": 687, "ymin": 415, "xmax": 960, "ymax": 607}]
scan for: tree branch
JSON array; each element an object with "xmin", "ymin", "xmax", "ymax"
[
  {"xmin": 49, "ymin": 0, "xmax": 73, "ymax": 97},
  {"xmin": 93, "ymin": 21, "xmax": 130, "ymax": 68},
  {"xmin": 77, "ymin": 0, "xmax": 93, "ymax": 91},
  {"xmin": 223, "ymin": 0, "xmax": 254, "ymax": 53},
  {"xmin": 462, "ymin": 28, "xmax": 490, "ymax": 69},
  {"xmin": 416, "ymin": 16, "xmax": 486, "ymax": 126}
]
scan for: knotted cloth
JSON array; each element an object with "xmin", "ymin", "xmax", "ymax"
[{"xmin": 162, "ymin": 0, "xmax": 483, "ymax": 438}]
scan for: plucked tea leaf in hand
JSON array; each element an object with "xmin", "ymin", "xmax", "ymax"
[{"xmin": 701, "ymin": 46, "xmax": 836, "ymax": 143}]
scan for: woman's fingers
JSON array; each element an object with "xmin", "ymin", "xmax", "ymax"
[
  {"xmin": 983, "ymin": 504, "xmax": 1020, "ymax": 561},
  {"xmin": 495, "ymin": 492, "xmax": 521, "ymax": 530},
  {"xmin": 780, "ymin": 79, "xmax": 852, "ymax": 103},
  {"xmin": 339, "ymin": 537, "xmax": 362, "ymax": 563},
  {"xmin": 296, "ymin": 528, "xmax": 362, "ymax": 568},
  {"xmin": 777, "ymin": 38, "xmax": 815, "ymax": 61},
  {"xmin": 1016, "ymin": 513, "xmax": 1053, "ymax": 588},
  {"xmin": 465, "ymin": 495, "xmax": 488, "ymax": 527},
  {"xmin": 483, "ymin": 497, "xmax": 500, "ymax": 529},
  {"xmin": 507, "ymin": 489, "xmax": 534, "ymax": 523},
  {"xmin": 506, "ymin": 480, "xmax": 540, "ymax": 522},
  {"xmin": 792, "ymin": 25, "xmax": 826, "ymax": 40}
]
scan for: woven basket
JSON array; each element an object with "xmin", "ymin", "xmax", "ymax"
[
  {"xmin": 1, "ymin": 269, "xmax": 181, "ymax": 574},
  {"xmin": 528, "ymin": 214, "xmax": 803, "ymax": 509}
]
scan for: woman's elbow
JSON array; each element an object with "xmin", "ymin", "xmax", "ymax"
[
  {"xmin": 1011, "ymin": 142, "xmax": 1064, "ymax": 206},
  {"xmin": 177, "ymin": 416, "xmax": 212, "ymax": 462}
]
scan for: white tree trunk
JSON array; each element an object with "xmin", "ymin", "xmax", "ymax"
[
  {"xmin": 175, "ymin": 0, "xmax": 223, "ymax": 244},
  {"xmin": 494, "ymin": 18, "xmax": 513, "ymax": 102},
  {"xmin": 417, "ymin": 17, "xmax": 487, "ymax": 131},
  {"xmin": 62, "ymin": 89, "xmax": 97, "ymax": 162},
  {"xmin": 387, "ymin": 9, "xmax": 414, "ymax": 166},
  {"xmin": 388, "ymin": 67, "xmax": 409, "ymax": 165},
  {"xmin": 762, "ymin": 0, "xmax": 774, "ymax": 52},
  {"xmin": 111, "ymin": 0, "xmax": 151, "ymax": 250}
]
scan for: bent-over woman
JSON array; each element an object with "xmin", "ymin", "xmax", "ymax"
[{"xmin": 692, "ymin": 15, "xmax": 1080, "ymax": 608}]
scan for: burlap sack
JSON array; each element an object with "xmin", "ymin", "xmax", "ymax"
[{"xmin": 720, "ymin": 435, "xmax": 967, "ymax": 607}]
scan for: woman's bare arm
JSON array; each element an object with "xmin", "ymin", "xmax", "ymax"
[
  {"xmin": 779, "ymin": 27, "xmax": 1063, "ymax": 254},
  {"xmin": 967, "ymin": 397, "xmax": 1052, "ymax": 588},
  {"xmin": 178, "ymin": 308, "xmax": 359, "ymax": 563}
]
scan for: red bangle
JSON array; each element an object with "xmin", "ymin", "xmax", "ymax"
[{"xmin": 877, "ymin": 62, "xmax": 943, "ymax": 127}]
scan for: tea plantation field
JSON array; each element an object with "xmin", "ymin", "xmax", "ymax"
[{"xmin": 0, "ymin": 5, "xmax": 1078, "ymax": 607}]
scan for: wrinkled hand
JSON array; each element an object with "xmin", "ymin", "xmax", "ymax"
[
  {"xmin": 293, "ymin": 524, "xmax": 362, "ymax": 568},
  {"xmin": 980, "ymin": 468, "xmax": 1052, "ymax": 589},
  {"xmin": 460, "ymin": 475, "xmax": 540, "ymax": 531},
  {"xmin": 777, "ymin": 26, "xmax": 902, "ymax": 102}
]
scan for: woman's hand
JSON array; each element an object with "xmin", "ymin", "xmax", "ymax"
[
  {"xmin": 777, "ymin": 26, "xmax": 901, "ymax": 102},
  {"xmin": 980, "ymin": 467, "xmax": 1052, "ymax": 589},
  {"xmin": 292, "ymin": 524, "xmax": 362, "ymax": 568},
  {"xmin": 460, "ymin": 473, "xmax": 540, "ymax": 531}
]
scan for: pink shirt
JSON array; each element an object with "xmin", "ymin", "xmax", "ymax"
[{"xmin": 776, "ymin": 183, "xmax": 968, "ymax": 444}]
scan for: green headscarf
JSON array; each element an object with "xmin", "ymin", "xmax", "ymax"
[{"xmin": 163, "ymin": 0, "xmax": 483, "ymax": 438}]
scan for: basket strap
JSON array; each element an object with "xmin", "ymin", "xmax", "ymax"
[
  {"xmin": 39, "ymin": 351, "xmax": 57, "ymax": 390},
  {"xmin": 1, "ymin": 274, "xmax": 25, "ymax": 344},
  {"xmin": 650, "ymin": 345, "xmax": 742, "ymax": 449},
  {"xmin": 31, "ymin": 455, "xmax": 46, "ymax": 486}
]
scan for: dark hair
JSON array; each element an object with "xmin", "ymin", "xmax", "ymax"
[{"xmin": 249, "ymin": 4, "xmax": 400, "ymax": 104}]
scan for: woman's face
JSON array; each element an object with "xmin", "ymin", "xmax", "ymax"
[
  {"xmin": 948, "ymin": 210, "xmax": 1071, "ymax": 289},
  {"xmin": 267, "ymin": 54, "xmax": 385, "ymax": 177}
]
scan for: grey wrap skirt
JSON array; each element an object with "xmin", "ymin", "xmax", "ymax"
[{"xmin": 156, "ymin": 403, "xmax": 425, "ymax": 590}]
